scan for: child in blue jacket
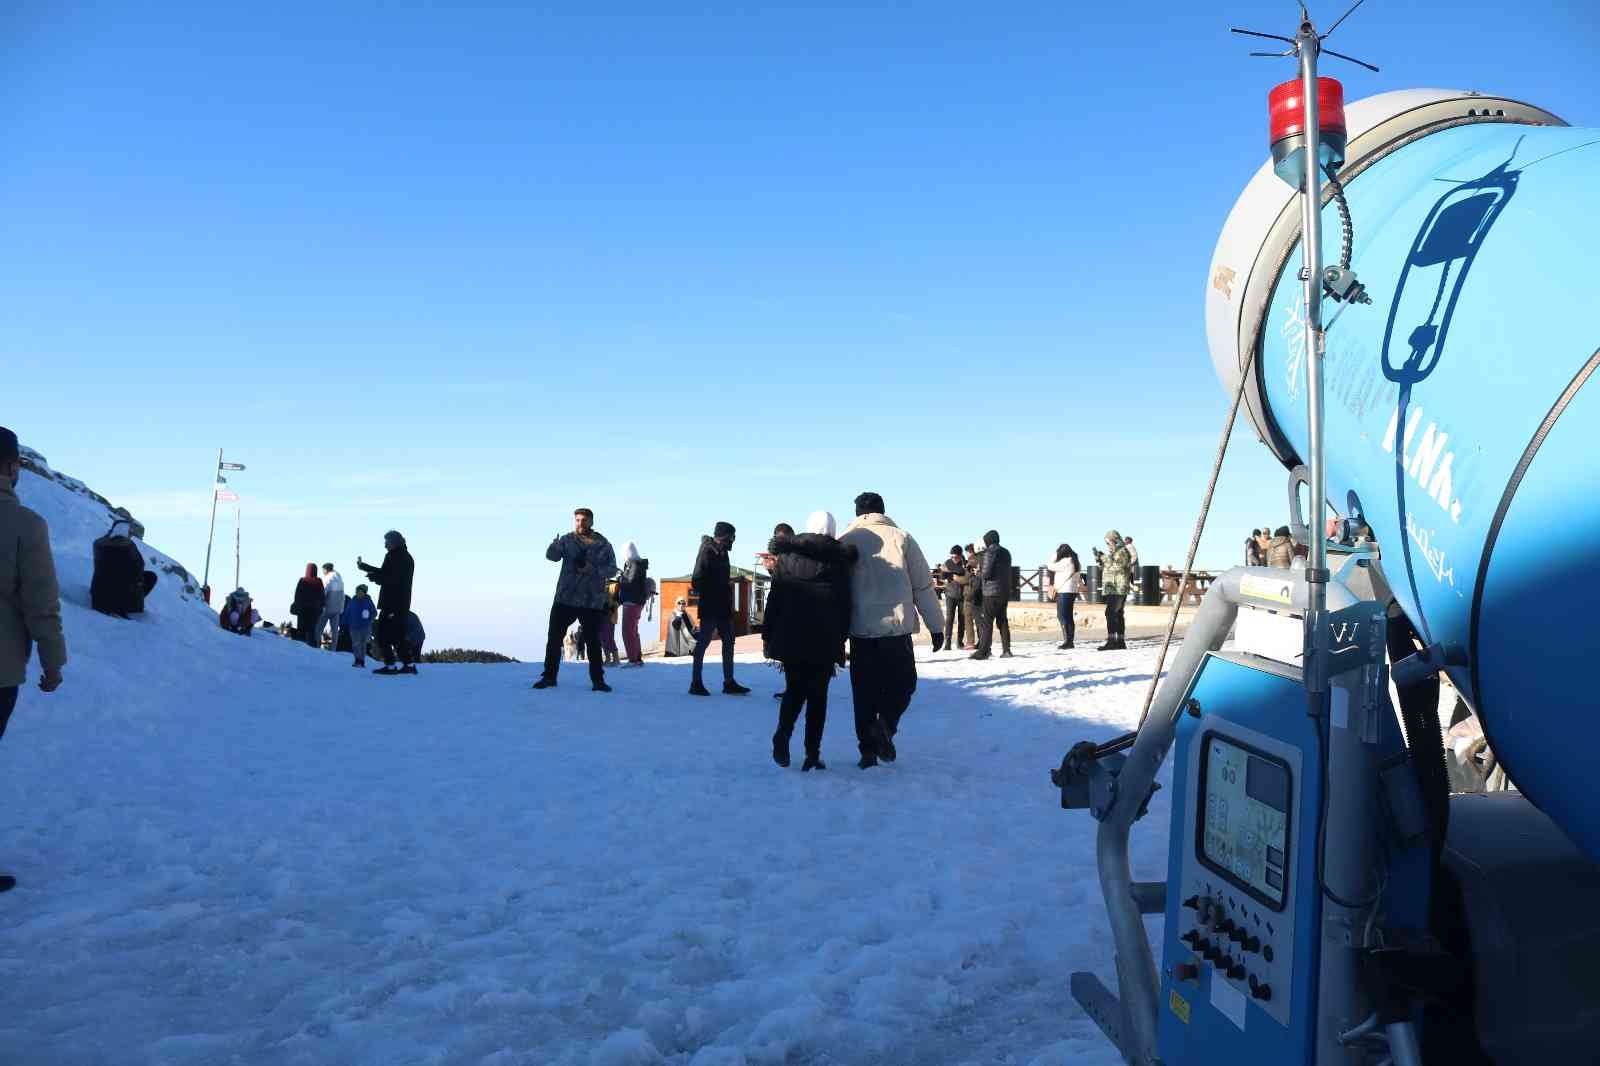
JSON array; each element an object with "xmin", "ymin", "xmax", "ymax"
[{"xmin": 342, "ymin": 585, "xmax": 377, "ymax": 668}]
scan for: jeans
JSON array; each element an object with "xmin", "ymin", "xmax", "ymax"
[
  {"xmin": 0, "ymin": 687, "xmax": 17, "ymax": 742},
  {"xmin": 621, "ymin": 602, "xmax": 644, "ymax": 663},
  {"xmin": 1104, "ymin": 594, "xmax": 1127, "ymax": 641},
  {"xmin": 775, "ymin": 661, "xmax": 831, "ymax": 757},
  {"xmin": 977, "ymin": 594, "xmax": 1010, "ymax": 655},
  {"xmin": 319, "ymin": 608, "xmax": 342, "ymax": 651},
  {"xmin": 1056, "ymin": 592, "xmax": 1078, "ymax": 644},
  {"xmin": 849, "ymin": 635, "xmax": 917, "ymax": 756},
  {"xmin": 348, "ymin": 626, "xmax": 373, "ymax": 665},
  {"xmin": 942, "ymin": 596, "xmax": 965, "ymax": 648},
  {"xmin": 691, "ymin": 610, "xmax": 736, "ymax": 686},
  {"xmin": 542, "ymin": 602, "xmax": 605, "ymax": 685}
]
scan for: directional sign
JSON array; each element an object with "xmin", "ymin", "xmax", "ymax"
[
  {"xmin": 219, "ymin": 462, "xmax": 246, "ymax": 471},
  {"xmin": 215, "ymin": 490, "xmax": 239, "ymax": 502}
]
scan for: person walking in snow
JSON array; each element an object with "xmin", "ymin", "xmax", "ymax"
[
  {"xmin": 665, "ymin": 597, "xmax": 697, "ymax": 657},
  {"xmin": 971, "ymin": 530, "xmax": 1014, "ymax": 660},
  {"xmin": 534, "ymin": 507, "xmax": 617, "ymax": 692},
  {"xmin": 342, "ymin": 584, "xmax": 376, "ymax": 667},
  {"xmin": 938, "ymin": 546, "xmax": 969, "ymax": 654},
  {"xmin": 219, "ymin": 588, "xmax": 259, "ymax": 635},
  {"xmin": 689, "ymin": 522, "xmax": 750, "ymax": 696},
  {"xmin": 1046, "ymin": 543, "xmax": 1085, "ymax": 649},
  {"xmin": 616, "ymin": 541, "xmax": 653, "ymax": 667},
  {"xmin": 357, "ymin": 531, "xmax": 416, "ymax": 674},
  {"xmin": 0, "ymin": 426, "xmax": 67, "ymax": 894},
  {"xmin": 1099, "ymin": 530, "xmax": 1133, "ymax": 651},
  {"xmin": 291, "ymin": 563, "xmax": 324, "ymax": 648},
  {"xmin": 764, "ymin": 511, "xmax": 856, "ymax": 771},
  {"xmin": 839, "ymin": 492, "xmax": 944, "ymax": 769},
  {"xmin": 318, "ymin": 563, "xmax": 345, "ymax": 651}
]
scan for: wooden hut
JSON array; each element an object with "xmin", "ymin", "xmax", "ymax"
[{"xmin": 658, "ymin": 566, "xmax": 769, "ymax": 643}]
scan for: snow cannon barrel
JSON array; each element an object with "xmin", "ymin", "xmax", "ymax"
[{"xmin": 1206, "ymin": 89, "xmax": 1600, "ymax": 861}]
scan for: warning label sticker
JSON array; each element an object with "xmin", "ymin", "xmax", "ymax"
[
  {"xmin": 1169, "ymin": 988, "xmax": 1191, "ymax": 1025},
  {"xmin": 1240, "ymin": 573, "xmax": 1294, "ymax": 606}
]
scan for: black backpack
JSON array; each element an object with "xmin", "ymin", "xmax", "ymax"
[
  {"xmin": 91, "ymin": 518, "xmax": 155, "ymax": 617},
  {"xmin": 621, "ymin": 558, "xmax": 650, "ymax": 603}
]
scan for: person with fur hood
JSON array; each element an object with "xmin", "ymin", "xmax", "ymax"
[
  {"xmin": 763, "ymin": 511, "xmax": 857, "ymax": 771},
  {"xmin": 1099, "ymin": 530, "xmax": 1133, "ymax": 651},
  {"xmin": 839, "ymin": 492, "xmax": 944, "ymax": 769}
]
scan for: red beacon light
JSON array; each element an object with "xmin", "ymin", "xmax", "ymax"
[{"xmin": 1269, "ymin": 76, "xmax": 1347, "ymax": 188}]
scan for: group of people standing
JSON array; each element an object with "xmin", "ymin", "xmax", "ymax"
[
  {"xmin": 218, "ymin": 533, "xmax": 418, "ymax": 674},
  {"xmin": 533, "ymin": 494, "xmax": 945, "ymax": 772},
  {"xmin": 1245, "ymin": 526, "xmax": 1298, "ymax": 568}
]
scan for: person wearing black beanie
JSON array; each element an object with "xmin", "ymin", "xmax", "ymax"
[{"xmin": 689, "ymin": 521, "xmax": 749, "ymax": 696}]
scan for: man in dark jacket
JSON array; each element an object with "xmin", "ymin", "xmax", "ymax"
[
  {"xmin": 971, "ymin": 529, "xmax": 1013, "ymax": 659},
  {"xmin": 357, "ymin": 530, "xmax": 416, "ymax": 674},
  {"xmin": 765, "ymin": 511, "xmax": 856, "ymax": 770},
  {"xmin": 0, "ymin": 427, "xmax": 66, "ymax": 894},
  {"xmin": 535, "ymin": 507, "xmax": 618, "ymax": 691},
  {"xmin": 938, "ymin": 546, "xmax": 968, "ymax": 654},
  {"xmin": 690, "ymin": 521, "xmax": 750, "ymax": 696}
]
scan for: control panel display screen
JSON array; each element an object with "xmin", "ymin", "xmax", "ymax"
[{"xmin": 1200, "ymin": 736, "xmax": 1290, "ymax": 908}]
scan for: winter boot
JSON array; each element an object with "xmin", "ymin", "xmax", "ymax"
[
  {"xmin": 876, "ymin": 720, "xmax": 897, "ymax": 764},
  {"xmin": 593, "ymin": 680, "xmax": 613, "ymax": 693},
  {"xmin": 0, "ymin": 874, "xmax": 14, "ymax": 893},
  {"xmin": 802, "ymin": 754, "xmax": 826, "ymax": 772},
  {"xmin": 857, "ymin": 751, "xmax": 879, "ymax": 770},
  {"xmin": 373, "ymin": 666, "xmax": 399, "ymax": 675},
  {"xmin": 400, "ymin": 665, "xmax": 418, "ymax": 675},
  {"xmin": 772, "ymin": 732, "xmax": 791, "ymax": 768},
  {"xmin": 1097, "ymin": 639, "xmax": 1119, "ymax": 651},
  {"xmin": 1000, "ymin": 649, "xmax": 1015, "ymax": 659},
  {"xmin": 533, "ymin": 676, "xmax": 557, "ymax": 689},
  {"xmin": 688, "ymin": 681, "xmax": 712, "ymax": 696},
  {"xmin": 723, "ymin": 679, "xmax": 751, "ymax": 695},
  {"xmin": 969, "ymin": 650, "xmax": 990, "ymax": 661}
]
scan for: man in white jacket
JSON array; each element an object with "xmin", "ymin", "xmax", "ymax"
[
  {"xmin": 839, "ymin": 492, "xmax": 944, "ymax": 769},
  {"xmin": 319, "ymin": 563, "xmax": 346, "ymax": 652}
]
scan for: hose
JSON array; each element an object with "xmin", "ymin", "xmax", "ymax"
[
  {"xmin": 1135, "ymin": 340, "xmax": 1258, "ymax": 728},
  {"xmin": 1326, "ymin": 166, "xmax": 1355, "ymax": 272}
]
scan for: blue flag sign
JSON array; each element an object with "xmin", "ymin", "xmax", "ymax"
[{"xmin": 219, "ymin": 462, "xmax": 246, "ymax": 471}]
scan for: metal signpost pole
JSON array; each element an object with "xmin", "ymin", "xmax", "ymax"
[
  {"xmin": 1297, "ymin": 21, "xmax": 1329, "ymax": 640},
  {"xmin": 201, "ymin": 448, "xmax": 222, "ymax": 601}
]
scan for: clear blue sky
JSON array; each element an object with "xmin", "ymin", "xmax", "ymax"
[{"xmin": 6, "ymin": 2, "xmax": 1595, "ymax": 658}]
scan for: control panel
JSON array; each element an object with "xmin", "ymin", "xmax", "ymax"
[{"xmin": 1165, "ymin": 715, "xmax": 1306, "ymax": 1033}]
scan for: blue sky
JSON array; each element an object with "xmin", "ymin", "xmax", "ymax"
[{"xmin": 6, "ymin": 2, "xmax": 1595, "ymax": 658}]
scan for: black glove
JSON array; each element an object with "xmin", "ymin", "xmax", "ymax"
[{"xmin": 931, "ymin": 631, "xmax": 945, "ymax": 653}]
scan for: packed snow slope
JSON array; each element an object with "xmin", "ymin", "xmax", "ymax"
[{"xmin": 2, "ymin": 458, "xmax": 1175, "ymax": 1066}]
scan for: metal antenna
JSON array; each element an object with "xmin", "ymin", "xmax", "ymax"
[{"xmin": 1231, "ymin": 2, "xmax": 1380, "ymax": 72}]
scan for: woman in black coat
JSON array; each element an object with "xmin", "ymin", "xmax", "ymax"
[
  {"xmin": 763, "ymin": 510, "xmax": 856, "ymax": 771},
  {"xmin": 291, "ymin": 563, "xmax": 325, "ymax": 647}
]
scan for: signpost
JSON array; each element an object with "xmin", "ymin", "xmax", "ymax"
[{"xmin": 200, "ymin": 451, "xmax": 246, "ymax": 603}]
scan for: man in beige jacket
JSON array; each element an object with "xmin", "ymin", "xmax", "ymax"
[
  {"xmin": 0, "ymin": 427, "xmax": 68, "ymax": 893},
  {"xmin": 839, "ymin": 492, "xmax": 944, "ymax": 769}
]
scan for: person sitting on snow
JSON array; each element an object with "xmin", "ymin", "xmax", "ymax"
[{"xmin": 219, "ymin": 588, "xmax": 259, "ymax": 636}]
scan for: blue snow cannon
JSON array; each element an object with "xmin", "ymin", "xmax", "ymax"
[{"xmin": 1058, "ymin": 84, "xmax": 1600, "ymax": 1066}]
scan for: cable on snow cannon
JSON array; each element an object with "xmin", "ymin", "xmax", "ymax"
[{"xmin": 1051, "ymin": 3, "xmax": 1600, "ymax": 1065}]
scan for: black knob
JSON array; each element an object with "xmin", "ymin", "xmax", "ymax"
[
  {"xmin": 1228, "ymin": 928, "xmax": 1245, "ymax": 944},
  {"xmin": 1182, "ymin": 895, "xmax": 1200, "ymax": 910},
  {"xmin": 1263, "ymin": 944, "xmax": 1275, "ymax": 963},
  {"xmin": 1204, "ymin": 944, "xmax": 1222, "ymax": 964},
  {"xmin": 1174, "ymin": 962, "xmax": 1199, "ymax": 982},
  {"xmin": 1248, "ymin": 974, "xmax": 1260, "ymax": 993},
  {"xmin": 1180, "ymin": 930, "xmax": 1200, "ymax": 948},
  {"xmin": 1252, "ymin": 983, "xmax": 1272, "ymax": 1001},
  {"xmin": 1242, "ymin": 935, "xmax": 1261, "ymax": 954},
  {"xmin": 1215, "ymin": 917, "xmax": 1233, "ymax": 934},
  {"xmin": 1227, "ymin": 961, "xmax": 1246, "ymax": 980}
]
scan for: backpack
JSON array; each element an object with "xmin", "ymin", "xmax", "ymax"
[
  {"xmin": 621, "ymin": 558, "xmax": 650, "ymax": 603},
  {"xmin": 91, "ymin": 518, "xmax": 154, "ymax": 617}
]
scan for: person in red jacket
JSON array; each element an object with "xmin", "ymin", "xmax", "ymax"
[{"xmin": 291, "ymin": 564, "xmax": 324, "ymax": 648}]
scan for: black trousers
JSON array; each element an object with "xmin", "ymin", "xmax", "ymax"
[
  {"xmin": 977, "ymin": 594, "xmax": 1011, "ymax": 655},
  {"xmin": 542, "ymin": 602, "xmax": 604, "ymax": 684},
  {"xmin": 942, "ymin": 596, "xmax": 965, "ymax": 647},
  {"xmin": 849, "ymin": 635, "xmax": 917, "ymax": 755},
  {"xmin": 775, "ymin": 661, "xmax": 831, "ymax": 756},
  {"xmin": 691, "ymin": 610, "xmax": 736, "ymax": 685},
  {"xmin": 296, "ymin": 612, "xmax": 320, "ymax": 648},
  {"xmin": 0, "ymin": 686, "xmax": 17, "ymax": 742},
  {"xmin": 377, "ymin": 609, "xmax": 414, "ymax": 666},
  {"xmin": 1104, "ymin": 594, "xmax": 1127, "ymax": 640}
]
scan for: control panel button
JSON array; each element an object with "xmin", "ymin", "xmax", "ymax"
[
  {"xmin": 1242, "ymin": 935, "xmax": 1261, "ymax": 954},
  {"xmin": 1263, "ymin": 944, "xmax": 1275, "ymax": 963},
  {"xmin": 1182, "ymin": 895, "xmax": 1200, "ymax": 910},
  {"xmin": 1174, "ymin": 962, "xmax": 1199, "ymax": 982},
  {"xmin": 1252, "ymin": 982, "xmax": 1273, "ymax": 1002},
  {"xmin": 1226, "ymin": 960, "xmax": 1246, "ymax": 980}
]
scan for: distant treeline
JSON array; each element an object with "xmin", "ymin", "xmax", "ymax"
[{"xmin": 420, "ymin": 649, "xmax": 520, "ymax": 664}]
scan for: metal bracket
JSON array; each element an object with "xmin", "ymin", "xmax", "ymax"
[
  {"xmin": 1391, "ymin": 641, "xmax": 1467, "ymax": 689},
  {"xmin": 1070, "ymin": 972, "xmax": 1135, "ymax": 1064},
  {"xmin": 1054, "ymin": 746, "xmax": 1161, "ymax": 822},
  {"xmin": 1306, "ymin": 601, "xmax": 1388, "ymax": 693}
]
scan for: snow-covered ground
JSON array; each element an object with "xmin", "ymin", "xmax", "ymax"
[{"xmin": 3, "ymin": 459, "xmax": 1176, "ymax": 1066}]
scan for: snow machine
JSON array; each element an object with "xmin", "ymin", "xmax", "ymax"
[{"xmin": 1053, "ymin": 13, "xmax": 1600, "ymax": 1066}]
